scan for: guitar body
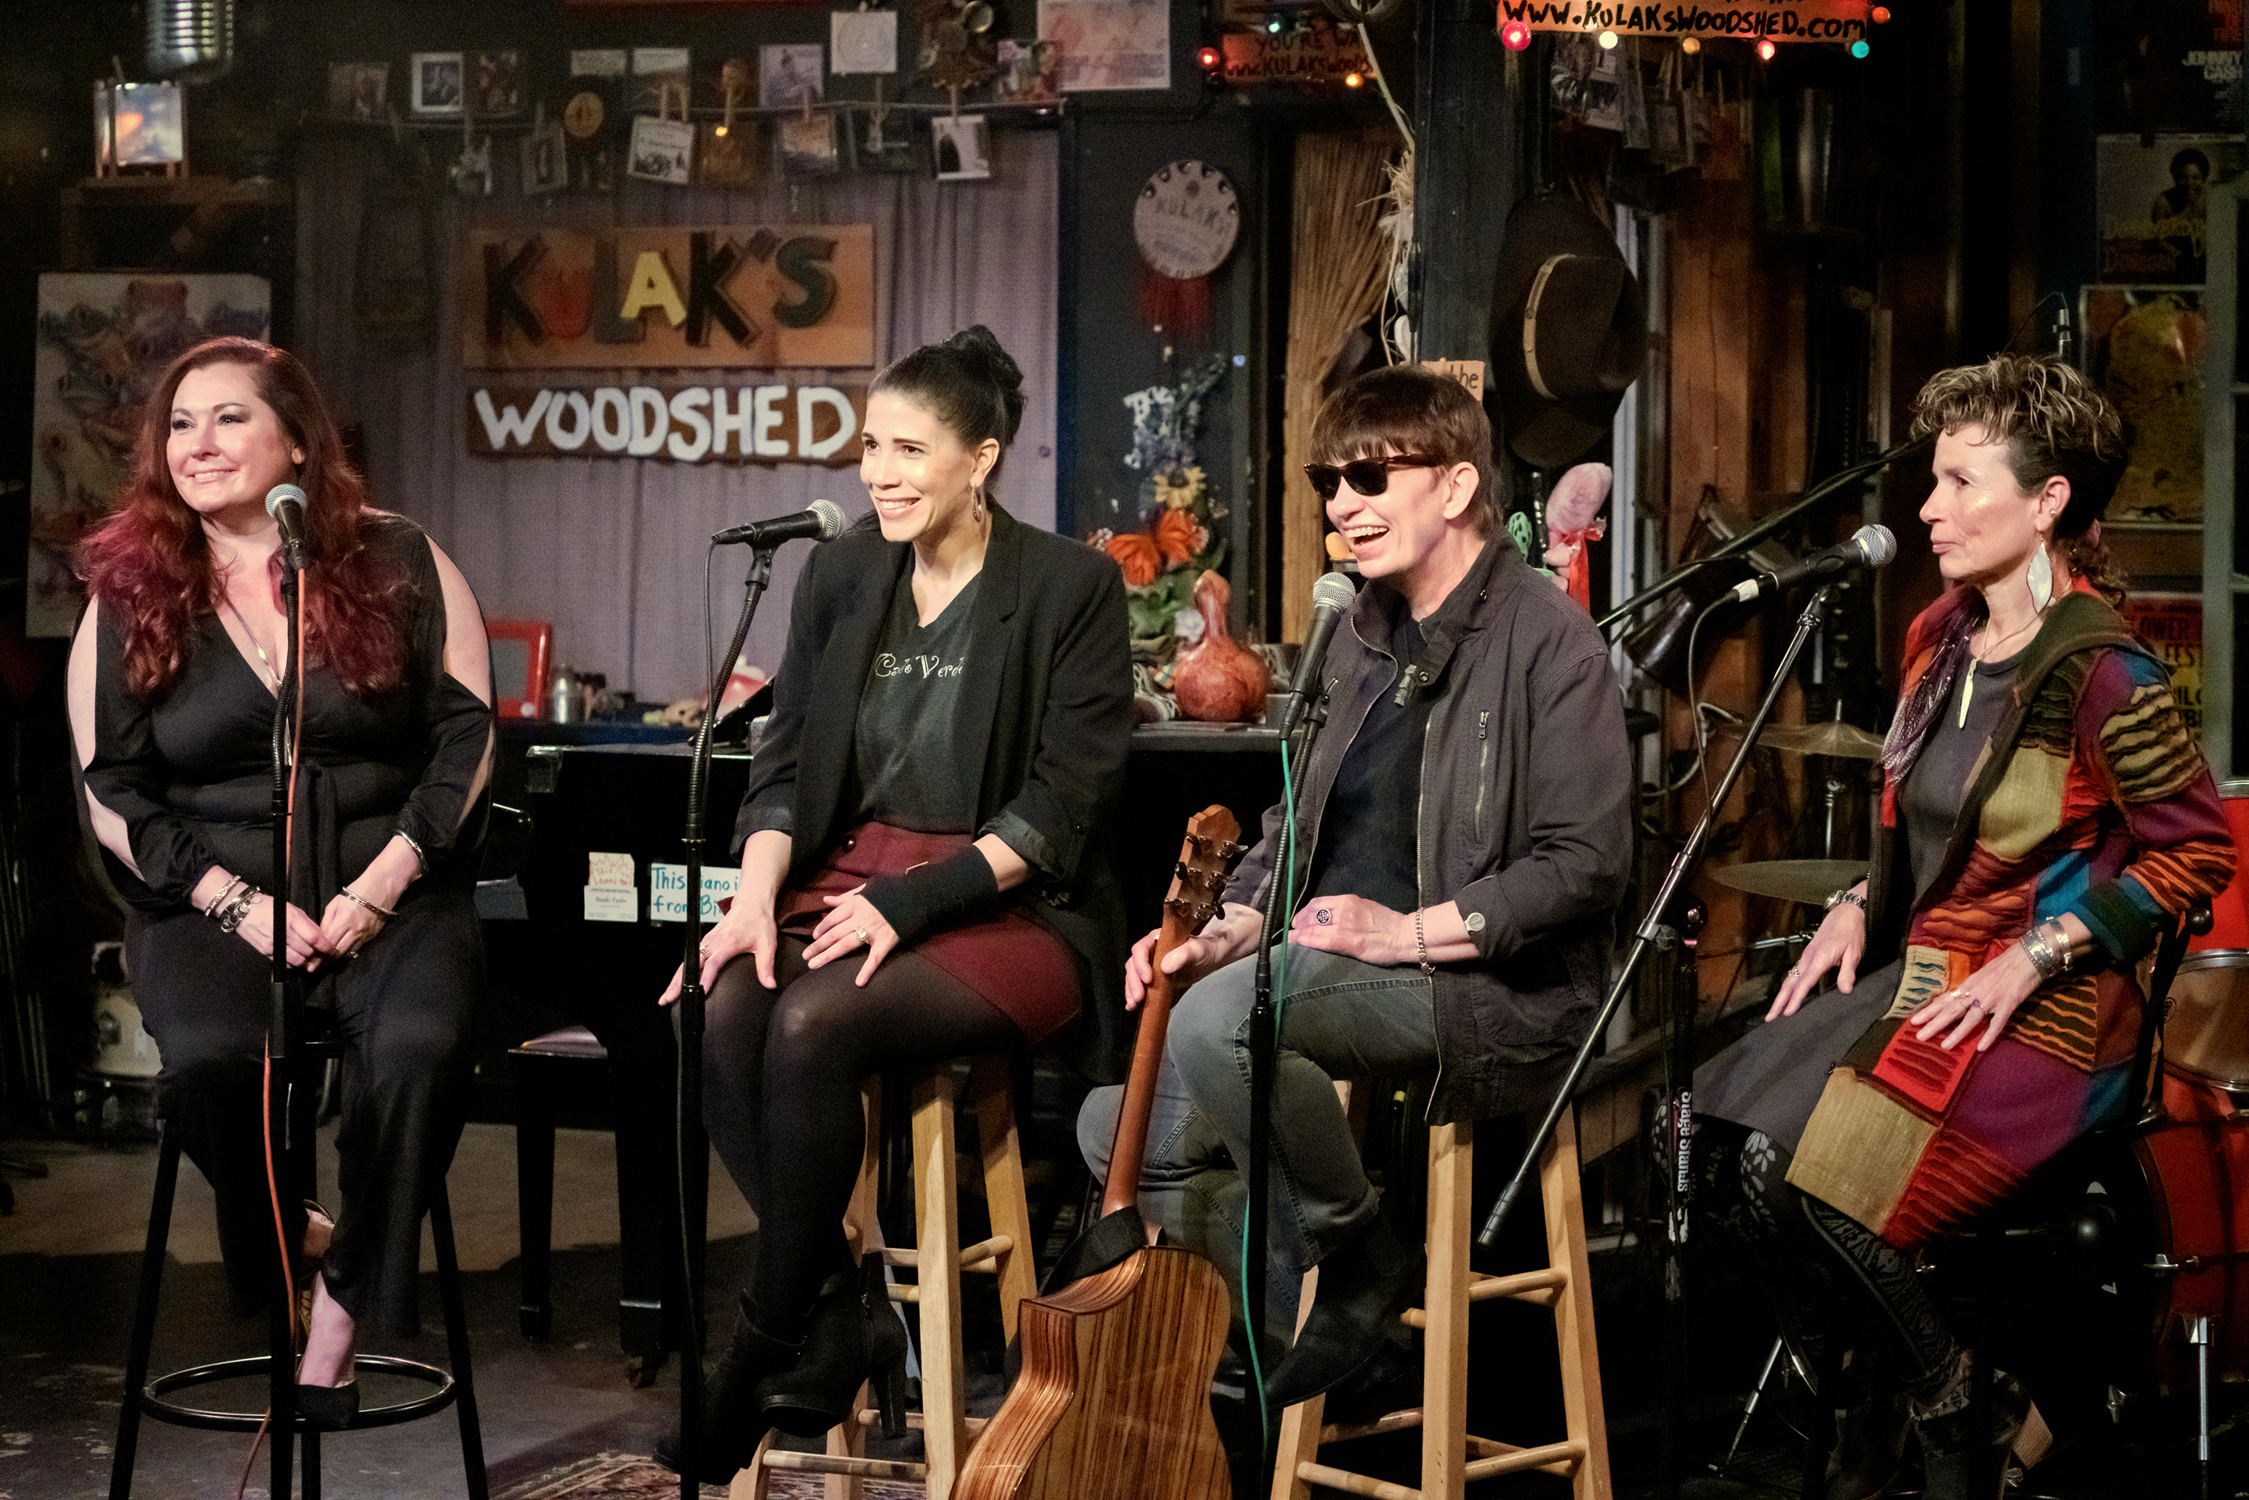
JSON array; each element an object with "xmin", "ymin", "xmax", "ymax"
[{"xmin": 955, "ymin": 1244, "xmax": 1232, "ymax": 1500}]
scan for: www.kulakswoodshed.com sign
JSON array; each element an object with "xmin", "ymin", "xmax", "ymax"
[
  {"xmin": 467, "ymin": 381, "xmax": 866, "ymax": 465},
  {"xmin": 463, "ymin": 225, "xmax": 875, "ymax": 371},
  {"xmin": 1500, "ymin": 0, "xmax": 1870, "ymax": 41}
]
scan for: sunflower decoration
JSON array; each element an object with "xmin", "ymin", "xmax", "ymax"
[{"xmin": 1086, "ymin": 359, "xmax": 1231, "ymax": 698}]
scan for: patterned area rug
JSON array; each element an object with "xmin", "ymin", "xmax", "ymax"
[{"xmin": 495, "ymin": 1451, "xmax": 925, "ymax": 1499}]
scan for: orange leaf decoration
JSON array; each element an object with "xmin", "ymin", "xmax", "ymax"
[
  {"xmin": 1105, "ymin": 532, "xmax": 1161, "ymax": 588},
  {"xmin": 1154, "ymin": 508, "xmax": 1204, "ymax": 567}
]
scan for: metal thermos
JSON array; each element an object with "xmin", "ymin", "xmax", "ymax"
[{"xmin": 547, "ymin": 664, "xmax": 577, "ymax": 724}]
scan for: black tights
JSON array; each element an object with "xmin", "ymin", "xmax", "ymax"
[
  {"xmin": 1694, "ymin": 1118, "xmax": 1962, "ymax": 1403},
  {"xmin": 703, "ymin": 935, "xmax": 1020, "ymax": 1337}
]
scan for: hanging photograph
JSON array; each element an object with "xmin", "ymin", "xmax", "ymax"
[
  {"xmin": 473, "ymin": 51, "xmax": 523, "ymax": 118},
  {"xmin": 411, "ymin": 52, "xmax": 465, "ymax": 116},
  {"xmin": 2079, "ymin": 285, "xmax": 2206, "ymax": 523},
  {"xmin": 994, "ymin": 40, "xmax": 1063, "ymax": 103},
  {"xmin": 2095, "ymin": 134, "xmax": 2246, "ymax": 284},
  {"xmin": 1036, "ymin": 0, "xmax": 1168, "ymax": 91},
  {"xmin": 632, "ymin": 47, "xmax": 692, "ymax": 115},
  {"xmin": 628, "ymin": 115, "xmax": 695, "ymax": 185},
  {"xmin": 29, "ymin": 273, "xmax": 272, "ymax": 636},
  {"xmin": 932, "ymin": 113, "xmax": 991, "ymax": 180},
  {"xmin": 327, "ymin": 63, "xmax": 388, "ymax": 121},
  {"xmin": 778, "ymin": 110, "xmax": 840, "ymax": 179},
  {"xmin": 831, "ymin": 10, "xmax": 898, "ymax": 75},
  {"xmin": 523, "ymin": 118, "xmax": 567, "ymax": 195},
  {"xmin": 854, "ymin": 108, "xmax": 921, "ymax": 173},
  {"xmin": 761, "ymin": 44, "xmax": 826, "ymax": 110}
]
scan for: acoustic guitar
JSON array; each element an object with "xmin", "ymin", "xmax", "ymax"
[{"xmin": 955, "ymin": 806, "xmax": 1242, "ymax": 1500}]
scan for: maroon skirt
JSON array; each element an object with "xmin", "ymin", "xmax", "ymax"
[{"xmin": 772, "ymin": 822, "xmax": 1083, "ymax": 1044}]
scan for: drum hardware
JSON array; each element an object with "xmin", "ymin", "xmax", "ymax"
[
  {"xmin": 1711, "ymin": 858, "xmax": 1869, "ymax": 906},
  {"xmin": 1718, "ymin": 718, "xmax": 1885, "ymax": 761}
]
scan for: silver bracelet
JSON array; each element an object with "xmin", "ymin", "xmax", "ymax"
[
  {"xmin": 216, "ymin": 887, "xmax": 260, "ymax": 935},
  {"xmin": 338, "ymin": 887, "xmax": 398, "ymax": 922},
  {"xmin": 2018, "ymin": 920, "xmax": 2068, "ymax": 980},
  {"xmin": 1824, "ymin": 887, "xmax": 1867, "ymax": 914},
  {"xmin": 395, "ymin": 830, "xmax": 428, "ymax": 875},
  {"xmin": 202, "ymin": 875, "xmax": 247, "ymax": 919},
  {"xmin": 1414, "ymin": 908, "xmax": 1434, "ymax": 976}
]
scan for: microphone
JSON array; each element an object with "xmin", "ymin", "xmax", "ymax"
[
  {"xmin": 2053, "ymin": 300, "xmax": 2075, "ymax": 364},
  {"xmin": 265, "ymin": 483, "xmax": 308, "ymax": 569},
  {"xmin": 711, "ymin": 499, "xmax": 847, "ymax": 549},
  {"xmin": 1728, "ymin": 524, "xmax": 1897, "ymax": 603},
  {"xmin": 1277, "ymin": 573, "xmax": 1358, "ymax": 740}
]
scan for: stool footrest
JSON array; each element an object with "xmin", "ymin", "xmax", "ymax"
[
  {"xmin": 1296, "ymin": 1459, "xmax": 1423, "ymax": 1499},
  {"xmin": 879, "ymin": 1232, "xmax": 1013, "ymax": 1273},
  {"xmin": 854, "ymin": 1406, "xmax": 987, "ymax": 1435},
  {"xmin": 1463, "ymin": 1436, "xmax": 1586, "ymax": 1480},
  {"xmin": 761, "ymin": 1449, "xmax": 929, "ymax": 1481},
  {"xmin": 142, "ymin": 1354, "xmax": 456, "ymax": 1433}
]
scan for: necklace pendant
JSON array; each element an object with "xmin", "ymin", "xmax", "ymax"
[{"xmin": 1957, "ymin": 669, "xmax": 1973, "ymax": 729}]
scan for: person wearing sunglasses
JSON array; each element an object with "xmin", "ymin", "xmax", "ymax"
[{"xmin": 1079, "ymin": 363, "xmax": 1633, "ymax": 1407}]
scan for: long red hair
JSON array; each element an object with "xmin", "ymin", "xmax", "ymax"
[{"xmin": 77, "ymin": 338, "xmax": 413, "ymax": 699}]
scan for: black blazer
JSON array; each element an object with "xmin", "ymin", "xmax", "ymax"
[{"xmin": 735, "ymin": 504, "xmax": 1136, "ymax": 1071}]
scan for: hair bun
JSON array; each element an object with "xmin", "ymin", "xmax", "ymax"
[{"xmin": 945, "ymin": 324, "xmax": 1025, "ymax": 444}]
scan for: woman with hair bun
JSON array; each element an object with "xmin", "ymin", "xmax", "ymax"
[
  {"xmin": 1694, "ymin": 355, "xmax": 2233, "ymax": 1499},
  {"xmin": 658, "ymin": 325, "xmax": 1133, "ymax": 1481},
  {"xmin": 67, "ymin": 337, "xmax": 495, "ymax": 1428}
]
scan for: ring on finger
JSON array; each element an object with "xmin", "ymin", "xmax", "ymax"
[{"xmin": 854, "ymin": 927, "xmax": 870, "ymax": 946}]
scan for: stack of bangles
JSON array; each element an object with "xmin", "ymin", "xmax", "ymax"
[
  {"xmin": 202, "ymin": 877, "xmax": 261, "ymax": 935},
  {"xmin": 2017, "ymin": 917, "xmax": 2074, "ymax": 980}
]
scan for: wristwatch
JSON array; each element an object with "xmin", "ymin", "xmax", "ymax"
[{"xmin": 1824, "ymin": 887, "xmax": 1867, "ymax": 914}]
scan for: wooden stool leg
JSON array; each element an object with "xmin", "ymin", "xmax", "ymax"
[
  {"xmin": 1273, "ymin": 1079, "xmax": 1353, "ymax": 1500},
  {"xmin": 1543, "ymin": 1109, "xmax": 1611, "ymax": 1500},
  {"xmin": 1421, "ymin": 1119, "xmax": 1472, "ymax": 1500},
  {"xmin": 969, "ymin": 1056, "xmax": 1037, "ymax": 1344},
  {"xmin": 912, "ymin": 1068, "xmax": 968, "ymax": 1498},
  {"xmin": 823, "ymin": 1080, "xmax": 883, "ymax": 1500}
]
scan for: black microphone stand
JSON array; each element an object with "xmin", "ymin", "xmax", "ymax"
[
  {"xmin": 267, "ymin": 545, "xmax": 305, "ymax": 1496},
  {"xmin": 1478, "ymin": 585, "xmax": 1839, "ymax": 1264},
  {"xmin": 1595, "ymin": 435, "xmax": 1927, "ymax": 635},
  {"xmin": 672, "ymin": 544, "xmax": 779, "ymax": 1500},
  {"xmin": 1245, "ymin": 678, "xmax": 1334, "ymax": 1441}
]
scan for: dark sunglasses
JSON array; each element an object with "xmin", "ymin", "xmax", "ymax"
[{"xmin": 1303, "ymin": 454, "xmax": 1447, "ymax": 501}]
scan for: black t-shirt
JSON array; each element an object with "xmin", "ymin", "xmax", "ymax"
[
  {"xmin": 1306, "ymin": 615, "xmax": 1430, "ymax": 914},
  {"xmin": 853, "ymin": 572, "xmax": 982, "ymax": 833},
  {"xmin": 1900, "ymin": 647, "xmax": 2022, "ymax": 902}
]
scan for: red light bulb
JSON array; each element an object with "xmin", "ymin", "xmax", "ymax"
[
  {"xmin": 1870, "ymin": 5, "xmax": 1890, "ymax": 20},
  {"xmin": 1756, "ymin": 37, "xmax": 1777, "ymax": 60},
  {"xmin": 1198, "ymin": 44, "xmax": 1221, "ymax": 70},
  {"xmin": 1500, "ymin": 19, "xmax": 1533, "ymax": 50}
]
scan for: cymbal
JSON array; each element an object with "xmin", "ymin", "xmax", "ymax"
[
  {"xmin": 1712, "ymin": 859, "xmax": 1869, "ymax": 905},
  {"xmin": 1742, "ymin": 720, "xmax": 1885, "ymax": 761}
]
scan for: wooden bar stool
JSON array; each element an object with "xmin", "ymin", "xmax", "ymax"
[
  {"xmin": 743, "ymin": 1054, "xmax": 1039, "ymax": 1500},
  {"xmin": 1271, "ymin": 1101, "xmax": 1611, "ymax": 1500}
]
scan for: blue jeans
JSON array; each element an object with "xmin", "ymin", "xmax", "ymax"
[{"xmin": 1077, "ymin": 944, "xmax": 1438, "ymax": 1346}]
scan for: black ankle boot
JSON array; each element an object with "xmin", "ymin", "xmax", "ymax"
[
  {"xmin": 654, "ymin": 1293, "xmax": 804, "ymax": 1484},
  {"xmin": 1824, "ymin": 1383, "xmax": 1908, "ymax": 1500},
  {"xmin": 1262, "ymin": 1211, "xmax": 1421, "ymax": 1411},
  {"xmin": 1911, "ymin": 1361, "xmax": 2050, "ymax": 1500},
  {"xmin": 758, "ymin": 1254, "xmax": 910, "ymax": 1439}
]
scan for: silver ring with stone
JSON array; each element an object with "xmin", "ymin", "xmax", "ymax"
[{"xmin": 1315, "ymin": 908, "xmax": 1333, "ymax": 925}]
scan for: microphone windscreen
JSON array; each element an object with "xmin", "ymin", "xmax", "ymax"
[
  {"xmin": 1310, "ymin": 572, "xmax": 1358, "ymax": 613},
  {"xmin": 265, "ymin": 483, "xmax": 308, "ymax": 517},
  {"xmin": 1858, "ymin": 524, "xmax": 1898, "ymax": 568},
  {"xmin": 809, "ymin": 499, "xmax": 846, "ymax": 540}
]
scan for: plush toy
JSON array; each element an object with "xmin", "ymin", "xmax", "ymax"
[{"xmin": 1543, "ymin": 461, "xmax": 1613, "ymax": 610}]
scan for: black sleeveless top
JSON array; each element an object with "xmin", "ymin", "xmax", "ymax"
[{"xmin": 83, "ymin": 516, "xmax": 493, "ymax": 912}]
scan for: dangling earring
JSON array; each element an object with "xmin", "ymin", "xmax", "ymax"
[
  {"xmin": 972, "ymin": 486, "xmax": 988, "ymax": 523},
  {"xmin": 2027, "ymin": 543, "xmax": 2055, "ymax": 614}
]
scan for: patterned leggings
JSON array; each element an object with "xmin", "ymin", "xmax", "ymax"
[{"xmin": 1694, "ymin": 1117, "xmax": 1962, "ymax": 1403}]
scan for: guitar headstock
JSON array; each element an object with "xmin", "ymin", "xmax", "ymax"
[{"xmin": 1162, "ymin": 806, "xmax": 1241, "ymax": 937}]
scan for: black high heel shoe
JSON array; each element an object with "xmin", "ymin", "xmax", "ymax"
[
  {"xmin": 758, "ymin": 1254, "xmax": 909, "ymax": 1439},
  {"xmin": 294, "ymin": 1380, "xmax": 360, "ymax": 1430},
  {"xmin": 654, "ymin": 1293, "xmax": 805, "ymax": 1485}
]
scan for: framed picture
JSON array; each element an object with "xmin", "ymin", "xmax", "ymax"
[
  {"xmin": 412, "ymin": 52, "xmax": 465, "ymax": 116},
  {"xmin": 2080, "ymin": 285, "xmax": 2206, "ymax": 522},
  {"xmin": 485, "ymin": 621, "xmax": 553, "ymax": 720},
  {"xmin": 831, "ymin": 10, "xmax": 898, "ymax": 76},
  {"xmin": 2095, "ymin": 134, "xmax": 2246, "ymax": 285},
  {"xmin": 94, "ymin": 83, "xmax": 184, "ymax": 169},
  {"xmin": 632, "ymin": 47, "xmax": 691, "ymax": 116},
  {"xmin": 472, "ymin": 51, "xmax": 523, "ymax": 118},
  {"xmin": 994, "ymin": 40, "xmax": 1062, "ymax": 103},
  {"xmin": 853, "ymin": 109, "xmax": 921, "ymax": 174},
  {"xmin": 522, "ymin": 119, "xmax": 566, "ymax": 195},
  {"xmin": 931, "ymin": 113, "xmax": 990, "ymax": 181},
  {"xmin": 761, "ymin": 44, "xmax": 826, "ymax": 109},
  {"xmin": 778, "ymin": 111, "xmax": 839, "ymax": 178},
  {"xmin": 327, "ymin": 63, "xmax": 388, "ymax": 121},
  {"xmin": 627, "ymin": 114, "xmax": 695, "ymax": 185}
]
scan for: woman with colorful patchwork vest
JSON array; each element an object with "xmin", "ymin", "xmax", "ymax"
[{"xmin": 1694, "ymin": 354, "xmax": 2234, "ymax": 1500}]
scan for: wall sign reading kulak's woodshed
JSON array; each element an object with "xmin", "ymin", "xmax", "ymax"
[{"xmin": 462, "ymin": 224, "xmax": 875, "ymax": 370}]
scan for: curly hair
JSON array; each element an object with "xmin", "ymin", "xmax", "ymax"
[
  {"xmin": 1312, "ymin": 366, "xmax": 1499, "ymax": 536},
  {"xmin": 1908, "ymin": 354, "xmax": 2129, "ymax": 607},
  {"xmin": 77, "ymin": 338, "xmax": 414, "ymax": 699}
]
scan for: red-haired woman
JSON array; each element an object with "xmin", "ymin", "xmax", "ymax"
[{"xmin": 66, "ymin": 338, "xmax": 495, "ymax": 1428}]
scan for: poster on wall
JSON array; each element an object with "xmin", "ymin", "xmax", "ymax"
[
  {"xmin": 2091, "ymin": 0, "xmax": 2244, "ymax": 135},
  {"xmin": 462, "ymin": 225, "xmax": 876, "ymax": 370},
  {"xmin": 2122, "ymin": 594, "xmax": 2204, "ymax": 735},
  {"xmin": 2079, "ymin": 285, "xmax": 2205, "ymax": 523},
  {"xmin": 27, "ymin": 273, "xmax": 271, "ymax": 636},
  {"xmin": 1037, "ymin": 0, "xmax": 1169, "ymax": 91},
  {"xmin": 2095, "ymin": 134, "xmax": 2245, "ymax": 283}
]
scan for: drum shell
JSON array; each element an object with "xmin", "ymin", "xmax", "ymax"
[
  {"xmin": 2134, "ymin": 1111, "xmax": 2249, "ymax": 1387},
  {"xmin": 2193, "ymin": 778, "xmax": 2249, "ymax": 951},
  {"xmin": 2164, "ymin": 950, "xmax": 2249, "ymax": 1092}
]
